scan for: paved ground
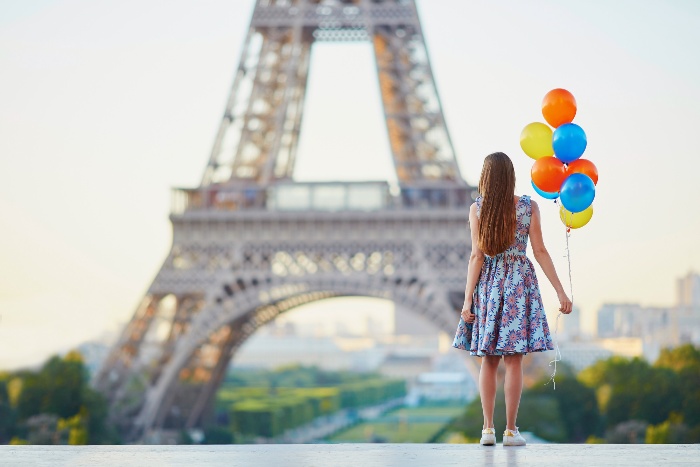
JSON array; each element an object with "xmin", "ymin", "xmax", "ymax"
[{"xmin": 1, "ymin": 443, "xmax": 698, "ymax": 466}]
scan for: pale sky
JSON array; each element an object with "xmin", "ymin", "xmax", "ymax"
[{"xmin": 1, "ymin": 0, "xmax": 699, "ymax": 369}]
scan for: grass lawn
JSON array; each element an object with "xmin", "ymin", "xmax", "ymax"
[
  {"xmin": 327, "ymin": 421, "xmax": 446, "ymax": 443},
  {"xmin": 328, "ymin": 404, "xmax": 466, "ymax": 443},
  {"xmin": 386, "ymin": 405, "xmax": 465, "ymax": 418}
]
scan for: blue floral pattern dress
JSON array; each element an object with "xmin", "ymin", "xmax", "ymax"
[{"xmin": 452, "ymin": 195, "xmax": 554, "ymax": 357}]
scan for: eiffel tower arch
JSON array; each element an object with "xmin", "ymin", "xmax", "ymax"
[{"xmin": 95, "ymin": 0, "xmax": 479, "ymax": 441}]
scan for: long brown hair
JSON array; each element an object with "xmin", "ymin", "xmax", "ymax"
[{"xmin": 477, "ymin": 152, "xmax": 516, "ymax": 256}]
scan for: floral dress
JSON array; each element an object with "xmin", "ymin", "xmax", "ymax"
[{"xmin": 452, "ymin": 195, "xmax": 554, "ymax": 357}]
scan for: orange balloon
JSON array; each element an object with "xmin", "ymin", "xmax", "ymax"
[
  {"xmin": 542, "ymin": 88, "xmax": 577, "ymax": 128},
  {"xmin": 531, "ymin": 157, "xmax": 567, "ymax": 193},
  {"xmin": 566, "ymin": 158, "xmax": 598, "ymax": 185}
]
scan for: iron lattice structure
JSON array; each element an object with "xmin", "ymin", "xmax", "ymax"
[{"xmin": 96, "ymin": 0, "xmax": 478, "ymax": 442}]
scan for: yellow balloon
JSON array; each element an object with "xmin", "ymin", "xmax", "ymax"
[
  {"xmin": 560, "ymin": 204, "xmax": 593, "ymax": 229},
  {"xmin": 520, "ymin": 122, "xmax": 554, "ymax": 160}
]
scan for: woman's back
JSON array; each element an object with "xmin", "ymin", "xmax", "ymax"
[{"xmin": 476, "ymin": 195, "xmax": 532, "ymax": 258}]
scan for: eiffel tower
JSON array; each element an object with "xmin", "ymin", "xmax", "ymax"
[{"xmin": 95, "ymin": 0, "xmax": 479, "ymax": 441}]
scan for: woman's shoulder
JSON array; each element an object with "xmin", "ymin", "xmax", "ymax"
[
  {"xmin": 470, "ymin": 196, "xmax": 482, "ymax": 217},
  {"xmin": 523, "ymin": 195, "xmax": 539, "ymax": 217},
  {"xmin": 523, "ymin": 194, "xmax": 537, "ymax": 208},
  {"xmin": 516, "ymin": 194, "xmax": 534, "ymax": 206}
]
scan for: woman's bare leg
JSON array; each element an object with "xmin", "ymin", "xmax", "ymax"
[
  {"xmin": 503, "ymin": 354, "xmax": 524, "ymax": 431},
  {"xmin": 479, "ymin": 355, "xmax": 501, "ymax": 429}
]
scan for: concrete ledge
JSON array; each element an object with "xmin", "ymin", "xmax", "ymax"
[{"xmin": 1, "ymin": 443, "xmax": 698, "ymax": 467}]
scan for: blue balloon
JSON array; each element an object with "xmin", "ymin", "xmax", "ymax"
[
  {"xmin": 531, "ymin": 180, "xmax": 559, "ymax": 199},
  {"xmin": 553, "ymin": 123, "xmax": 587, "ymax": 163},
  {"xmin": 560, "ymin": 173, "xmax": 595, "ymax": 213}
]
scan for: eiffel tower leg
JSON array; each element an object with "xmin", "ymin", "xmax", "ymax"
[
  {"xmin": 148, "ymin": 318, "xmax": 247, "ymax": 431},
  {"xmin": 183, "ymin": 322, "xmax": 243, "ymax": 429},
  {"xmin": 200, "ymin": 27, "xmax": 257, "ymax": 186},
  {"xmin": 95, "ymin": 293, "xmax": 208, "ymax": 435},
  {"xmin": 94, "ymin": 295, "xmax": 160, "ymax": 431},
  {"xmin": 271, "ymin": 41, "xmax": 311, "ymax": 181},
  {"xmin": 202, "ymin": 23, "xmax": 312, "ymax": 185},
  {"xmin": 145, "ymin": 320, "xmax": 237, "ymax": 431},
  {"xmin": 96, "ymin": 295, "xmax": 158, "ymax": 385},
  {"xmin": 366, "ymin": 1, "xmax": 461, "ymax": 183}
]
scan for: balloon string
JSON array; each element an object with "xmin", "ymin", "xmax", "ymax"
[
  {"xmin": 545, "ymin": 312, "xmax": 563, "ymax": 390},
  {"xmin": 565, "ymin": 217, "xmax": 575, "ymax": 303},
  {"xmin": 544, "ymin": 220, "xmax": 573, "ymax": 390}
]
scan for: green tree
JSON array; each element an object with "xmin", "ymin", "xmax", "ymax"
[
  {"xmin": 528, "ymin": 376, "xmax": 601, "ymax": 442},
  {"xmin": 13, "ymin": 351, "xmax": 114, "ymax": 444},
  {"xmin": 579, "ymin": 356, "xmax": 682, "ymax": 428},
  {"xmin": 678, "ymin": 365, "xmax": 700, "ymax": 428},
  {"xmin": 17, "ymin": 353, "xmax": 86, "ymax": 420},
  {"xmin": 645, "ymin": 413, "xmax": 689, "ymax": 444},
  {"xmin": 655, "ymin": 344, "xmax": 700, "ymax": 429},
  {"xmin": 0, "ymin": 379, "xmax": 18, "ymax": 443},
  {"xmin": 654, "ymin": 344, "xmax": 700, "ymax": 372},
  {"xmin": 203, "ymin": 426, "xmax": 234, "ymax": 444},
  {"xmin": 57, "ymin": 412, "xmax": 89, "ymax": 445},
  {"xmin": 516, "ymin": 394, "xmax": 568, "ymax": 442}
]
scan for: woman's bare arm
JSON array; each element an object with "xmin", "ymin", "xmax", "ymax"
[
  {"xmin": 461, "ymin": 203, "xmax": 485, "ymax": 323},
  {"xmin": 529, "ymin": 200, "xmax": 573, "ymax": 313}
]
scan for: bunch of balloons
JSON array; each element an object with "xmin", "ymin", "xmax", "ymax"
[{"xmin": 520, "ymin": 89, "xmax": 598, "ymax": 230}]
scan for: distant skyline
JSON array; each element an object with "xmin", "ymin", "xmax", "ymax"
[{"xmin": 1, "ymin": 0, "xmax": 699, "ymax": 369}]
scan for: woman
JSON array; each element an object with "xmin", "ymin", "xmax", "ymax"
[{"xmin": 452, "ymin": 152, "xmax": 573, "ymax": 446}]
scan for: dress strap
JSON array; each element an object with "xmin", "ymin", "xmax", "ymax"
[{"xmin": 475, "ymin": 196, "xmax": 483, "ymax": 218}]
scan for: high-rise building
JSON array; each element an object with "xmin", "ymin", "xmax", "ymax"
[
  {"xmin": 676, "ymin": 272, "xmax": 700, "ymax": 344},
  {"xmin": 677, "ymin": 272, "xmax": 700, "ymax": 307},
  {"xmin": 595, "ymin": 303, "xmax": 676, "ymax": 362},
  {"xmin": 596, "ymin": 303, "xmax": 641, "ymax": 338}
]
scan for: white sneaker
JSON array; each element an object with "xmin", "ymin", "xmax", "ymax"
[
  {"xmin": 480, "ymin": 427, "xmax": 496, "ymax": 446},
  {"xmin": 502, "ymin": 426, "xmax": 526, "ymax": 446}
]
